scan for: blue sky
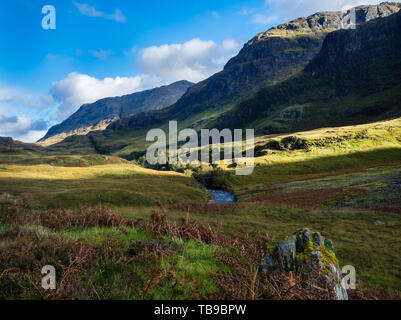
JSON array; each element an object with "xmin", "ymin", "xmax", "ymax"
[{"xmin": 0, "ymin": 0, "xmax": 395, "ymax": 141}]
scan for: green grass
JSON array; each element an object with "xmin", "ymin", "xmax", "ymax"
[
  {"xmin": 0, "ymin": 163, "xmax": 208, "ymax": 208},
  {"xmin": 112, "ymin": 204, "xmax": 401, "ymax": 294},
  {"xmin": 0, "ymin": 217, "xmax": 228, "ymax": 300},
  {"xmin": 155, "ymin": 237, "xmax": 226, "ymax": 299},
  {"xmin": 63, "ymin": 226, "xmax": 224, "ymax": 299},
  {"xmin": 224, "ymin": 118, "xmax": 401, "ymax": 193}
]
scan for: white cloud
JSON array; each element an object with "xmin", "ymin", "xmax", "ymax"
[
  {"xmin": 237, "ymin": 6, "xmax": 281, "ymax": 25},
  {"xmin": 47, "ymin": 38, "xmax": 241, "ymax": 121},
  {"xmin": 40, "ymin": 95, "xmax": 55, "ymax": 105},
  {"xmin": 0, "ymin": 83, "xmax": 55, "ymax": 141},
  {"xmin": 238, "ymin": 8, "xmax": 254, "ymax": 16},
  {"xmin": 265, "ymin": 0, "xmax": 401, "ymax": 19},
  {"xmin": 105, "ymin": 8, "xmax": 126, "ymax": 23},
  {"xmin": 50, "ymin": 72, "xmax": 162, "ymax": 119},
  {"xmin": 73, "ymin": 2, "xmax": 126, "ymax": 23},
  {"xmin": 0, "ymin": 83, "xmax": 51, "ymax": 109},
  {"xmin": 0, "ymin": 114, "xmax": 48, "ymax": 142},
  {"xmin": 18, "ymin": 130, "xmax": 48, "ymax": 143},
  {"xmin": 89, "ymin": 49, "xmax": 114, "ymax": 60},
  {"xmin": 138, "ymin": 38, "xmax": 242, "ymax": 83},
  {"xmin": 73, "ymin": 2, "xmax": 103, "ymax": 17},
  {"xmin": 251, "ymin": 14, "xmax": 281, "ymax": 25}
]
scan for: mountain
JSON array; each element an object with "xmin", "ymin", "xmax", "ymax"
[
  {"xmin": 212, "ymin": 8, "xmax": 401, "ymax": 134},
  {"xmin": 53, "ymin": 3, "xmax": 401, "ymax": 158},
  {"xmin": 39, "ymin": 80, "xmax": 193, "ymax": 145},
  {"xmin": 106, "ymin": 3, "xmax": 400, "ymax": 135}
]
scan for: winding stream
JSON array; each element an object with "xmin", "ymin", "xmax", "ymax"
[{"xmin": 208, "ymin": 190, "xmax": 236, "ymax": 204}]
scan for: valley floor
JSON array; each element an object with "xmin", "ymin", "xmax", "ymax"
[{"xmin": 1, "ymin": 118, "xmax": 401, "ymax": 299}]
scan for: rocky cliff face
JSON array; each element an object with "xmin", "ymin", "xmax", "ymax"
[
  {"xmin": 307, "ymin": 5, "xmax": 401, "ymax": 72},
  {"xmin": 248, "ymin": 2, "xmax": 401, "ymax": 43},
  {"xmin": 222, "ymin": 2, "xmax": 400, "ymax": 91},
  {"xmin": 39, "ymin": 80, "xmax": 193, "ymax": 145},
  {"xmin": 107, "ymin": 3, "xmax": 401, "ymax": 134},
  {"xmin": 213, "ymin": 8, "xmax": 401, "ymax": 134}
]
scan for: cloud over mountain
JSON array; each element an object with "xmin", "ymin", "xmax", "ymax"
[
  {"xmin": 49, "ymin": 72, "xmax": 162, "ymax": 119},
  {"xmin": 138, "ymin": 38, "xmax": 241, "ymax": 83},
  {"xmin": 48, "ymin": 38, "xmax": 241, "ymax": 121}
]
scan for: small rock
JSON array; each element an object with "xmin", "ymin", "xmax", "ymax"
[
  {"xmin": 295, "ymin": 228, "xmax": 311, "ymax": 251},
  {"xmin": 374, "ymin": 221, "xmax": 385, "ymax": 225},
  {"xmin": 310, "ymin": 251, "xmax": 323, "ymax": 271},
  {"xmin": 312, "ymin": 232, "xmax": 324, "ymax": 249},
  {"xmin": 278, "ymin": 236, "xmax": 297, "ymax": 270}
]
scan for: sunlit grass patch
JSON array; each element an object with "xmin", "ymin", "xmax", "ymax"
[{"xmin": 0, "ymin": 163, "xmax": 208, "ymax": 208}]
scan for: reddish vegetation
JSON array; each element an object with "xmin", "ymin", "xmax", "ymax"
[
  {"xmin": 348, "ymin": 286, "xmax": 400, "ymax": 300},
  {"xmin": 1, "ymin": 206, "xmax": 129, "ymax": 231},
  {"xmin": 45, "ymin": 158, "xmax": 60, "ymax": 166},
  {"xmin": 106, "ymin": 156, "xmax": 125, "ymax": 164},
  {"xmin": 0, "ymin": 227, "xmax": 97, "ymax": 299},
  {"xmin": 372, "ymin": 207, "xmax": 401, "ymax": 214},
  {"xmin": 134, "ymin": 211, "xmax": 231, "ymax": 246},
  {"xmin": 167, "ymin": 201, "xmax": 239, "ymax": 215},
  {"xmin": 0, "ymin": 205, "xmax": 398, "ymax": 300}
]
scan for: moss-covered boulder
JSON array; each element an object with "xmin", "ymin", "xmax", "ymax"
[{"xmin": 261, "ymin": 228, "xmax": 348, "ymax": 300}]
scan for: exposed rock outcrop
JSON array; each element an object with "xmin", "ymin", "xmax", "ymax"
[
  {"xmin": 261, "ymin": 228, "xmax": 348, "ymax": 300},
  {"xmin": 248, "ymin": 2, "xmax": 401, "ymax": 43}
]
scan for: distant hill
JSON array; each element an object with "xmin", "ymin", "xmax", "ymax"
[{"xmin": 39, "ymin": 80, "xmax": 193, "ymax": 145}]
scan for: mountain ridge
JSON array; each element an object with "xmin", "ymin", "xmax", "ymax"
[
  {"xmin": 39, "ymin": 80, "xmax": 193, "ymax": 145},
  {"xmin": 212, "ymin": 8, "xmax": 401, "ymax": 134},
  {"xmin": 106, "ymin": 3, "xmax": 401, "ymax": 135}
]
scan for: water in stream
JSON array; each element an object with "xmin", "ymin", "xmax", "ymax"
[{"xmin": 208, "ymin": 190, "xmax": 236, "ymax": 204}]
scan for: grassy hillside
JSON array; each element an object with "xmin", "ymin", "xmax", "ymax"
[
  {"xmin": 1, "ymin": 118, "xmax": 401, "ymax": 298},
  {"xmin": 229, "ymin": 117, "xmax": 401, "ymax": 190},
  {"xmin": 0, "ymin": 163, "xmax": 208, "ymax": 208}
]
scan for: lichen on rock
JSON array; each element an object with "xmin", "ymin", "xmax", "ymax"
[{"xmin": 261, "ymin": 228, "xmax": 348, "ymax": 300}]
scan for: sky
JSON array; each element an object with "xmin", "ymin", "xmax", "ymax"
[{"xmin": 0, "ymin": 0, "xmax": 398, "ymax": 142}]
